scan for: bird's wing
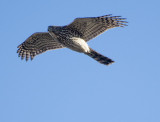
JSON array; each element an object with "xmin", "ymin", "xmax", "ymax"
[
  {"xmin": 17, "ymin": 32, "xmax": 65, "ymax": 61},
  {"xmin": 67, "ymin": 14, "xmax": 127, "ymax": 41}
]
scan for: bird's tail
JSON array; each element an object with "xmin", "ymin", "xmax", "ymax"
[{"xmin": 85, "ymin": 48, "xmax": 114, "ymax": 65}]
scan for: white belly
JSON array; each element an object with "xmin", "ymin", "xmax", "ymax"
[{"xmin": 70, "ymin": 37, "xmax": 90, "ymax": 53}]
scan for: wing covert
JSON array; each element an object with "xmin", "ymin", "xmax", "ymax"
[
  {"xmin": 67, "ymin": 14, "xmax": 127, "ymax": 41},
  {"xmin": 17, "ymin": 32, "xmax": 64, "ymax": 61}
]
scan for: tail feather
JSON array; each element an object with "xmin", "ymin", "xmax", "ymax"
[{"xmin": 85, "ymin": 48, "xmax": 114, "ymax": 65}]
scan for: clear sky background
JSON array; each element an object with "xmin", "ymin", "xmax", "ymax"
[{"xmin": 0, "ymin": 0, "xmax": 160, "ymax": 122}]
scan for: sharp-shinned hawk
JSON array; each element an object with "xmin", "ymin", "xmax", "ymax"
[{"xmin": 17, "ymin": 14, "xmax": 127, "ymax": 65}]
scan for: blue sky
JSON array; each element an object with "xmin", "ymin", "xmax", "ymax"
[{"xmin": 0, "ymin": 0, "xmax": 160, "ymax": 122}]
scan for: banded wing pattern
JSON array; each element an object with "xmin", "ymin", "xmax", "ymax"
[
  {"xmin": 17, "ymin": 32, "xmax": 65, "ymax": 61},
  {"xmin": 67, "ymin": 14, "xmax": 127, "ymax": 41}
]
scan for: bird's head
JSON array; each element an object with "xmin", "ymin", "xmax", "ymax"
[
  {"xmin": 48, "ymin": 26, "xmax": 63, "ymax": 33},
  {"xmin": 48, "ymin": 26, "xmax": 54, "ymax": 32}
]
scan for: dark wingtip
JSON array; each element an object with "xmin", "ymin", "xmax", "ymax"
[
  {"xmin": 17, "ymin": 46, "xmax": 33, "ymax": 61},
  {"xmin": 113, "ymin": 17, "xmax": 128, "ymax": 27}
]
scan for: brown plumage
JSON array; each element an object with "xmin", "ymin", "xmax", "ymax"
[
  {"xmin": 17, "ymin": 14, "xmax": 127, "ymax": 65},
  {"xmin": 17, "ymin": 32, "xmax": 64, "ymax": 60}
]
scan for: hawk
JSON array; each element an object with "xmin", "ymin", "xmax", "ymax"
[{"xmin": 17, "ymin": 14, "xmax": 127, "ymax": 65}]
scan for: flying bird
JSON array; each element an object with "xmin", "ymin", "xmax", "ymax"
[{"xmin": 17, "ymin": 14, "xmax": 127, "ymax": 65}]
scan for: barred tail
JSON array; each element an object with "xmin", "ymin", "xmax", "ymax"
[{"xmin": 85, "ymin": 48, "xmax": 114, "ymax": 65}]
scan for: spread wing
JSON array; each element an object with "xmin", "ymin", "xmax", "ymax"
[
  {"xmin": 17, "ymin": 32, "xmax": 65, "ymax": 61},
  {"xmin": 67, "ymin": 14, "xmax": 127, "ymax": 41}
]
